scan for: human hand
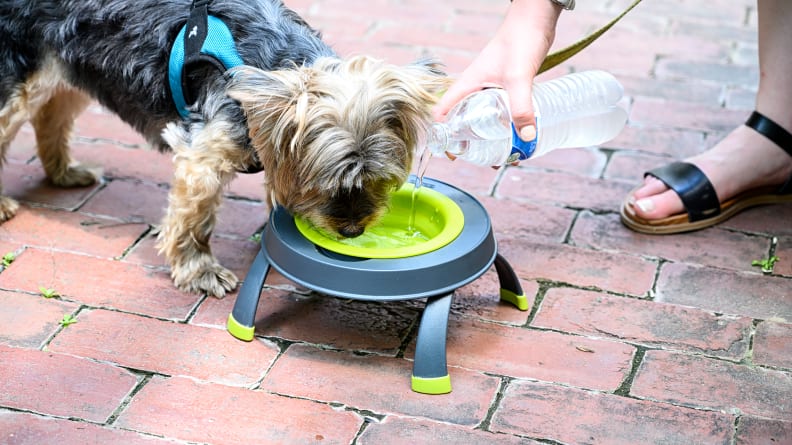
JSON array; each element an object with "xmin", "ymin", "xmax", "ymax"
[{"xmin": 433, "ymin": 0, "xmax": 562, "ymax": 143}]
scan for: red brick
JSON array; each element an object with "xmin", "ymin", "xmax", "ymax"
[
  {"xmin": 0, "ymin": 290, "xmax": 78, "ymax": 348},
  {"xmin": 0, "ymin": 205, "xmax": 146, "ymax": 258},
  {"xmin": 48, "ymin": 309, "xmax": 278, "ymax": 386},
  {"xmin": 497, "ymin": 167, "xmax": 634, "ymax": 213},
  {"xmin": 74, "ymin": 105, "xmax": 147, "ymax": 146},
  {"xmin": 0, "ymin": 345, "xmax": 138, "ymax": 422},
  {"xmin": 630, "ymin": 97, "xmax": 749, "ymax": 132},
  {"xmin": 450, "ymin": 269, "xmax": 538, "ymax": 325},
  {"xmin": 497, "ymin": 239, "xmax": 657, "ymax": 296},
  {"xmin": 71, "ymin": 139, "xmax": 174, "ymax": 184},
  {"xmin": 491, "ymin": 380, "xmax": 734, "ymax": 445},
  {"xmin": 571, "ymin": 212, "xmax": 770, "ymax": 272},
  {"xmin": 228, "ymin": 290, "xmax": 416, "ymax": 353},
  {"xmin": 262, "ymin": 344, "xmax": 500, "ymax": 425},
  {"xmin": 656, "ymin": 262, "xmax": 792, "ymax": 321},
  {"xmin": 618, "ymin": 76, "xmax": 723, "ymax": 108},
  {"xmin": 5, "ymin": 124, "xmax": 37, "ymax": 163},
  {"xmin": 533, "ymin": 288, "xmax": 752, "ymax": 359},
  {"xmin": 736, "ymin": 416, "xmax": 792, "ymax": 445},
  {"xmin": 214, "ymin": 198, "xmax": 268, "ymax": 238},
  {"xmin": 80, "ymin": 180, "xmax": 167, "ymax": 224},
  {"xmin": 656, "ymin": 59, "xmax": 758, "ymax": 88},
  {"xmin": 521, "ymin": 147, "xmax": 608, "ymax": 178},
  {"xmin": 724, "ymin": 205, "xmax": 792, "ymax": 237},
  {"xmin": 359, "ymin": 417, "xmax": 539, "ymax": 445},
  {"xmin": 481, "ymin": 196, "xmax": 576, "ymax": 243},
  {"xmin": 226, "ymin": 170, "xmax": 268, "ymax": 201},
  {"xmin": 0, "ymin": 242, "xmax": 22, "ymax": 262},
  {"xmin": 631, "ymin": 350, "xmax": 792, "ymax": 420},
  {"xmin": 753, "ymin": 321, "xmax": 792, "ymax": 369},
  {"xmin": 121, "ymin": 231, "xmax": 261, "ymax": 280},
  {"xmin": 431, "ymin": 317, "xmax": 635, "ymax": 391},
  {"xmin": 370, "ymin": 22, "xmax": 490, "ymax": 54},
  {"xmin": 772, "ymin": 235, "xmax": 792, "ymax": 277},
  {"xmin": 116, "ymin": 376, "xmax": 361, "ymax": 445},
  {"xmin": 422, "ymin": 156, "xmax": 501, "ymax": 197},
  {"xmin": 605, "ymin": 150, "xmax": 708, "ymax": 184},
  {"xmin": 555, "ymin": 26, "xmax": 658, "ymax": 78},
  {"xmin": 82, "ymin": 179, "xmax": 266, "ymax": 236},
  {"xmin": 1, "ymin": 162, "xmax": 102, "ymax": 210},
  {"xmin": 637, "ymin": 0, "xmax": 747, "ymax": 25},
  {"xmin": 0, "ymin": 247, "xmax": 199, "ymax": 320},
  {"xmin": 0, "ymin": 411, "xmax": 177, "ymax": 445}
]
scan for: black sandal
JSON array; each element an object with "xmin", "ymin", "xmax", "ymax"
[{"xmin": 620, "ymin": 111, "xmax": 792, "ymax": 234}]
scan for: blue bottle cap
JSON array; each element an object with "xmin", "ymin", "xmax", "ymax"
[{"xmin": 508, "ymin": 122, "xmax": 538, "ymax": 163}]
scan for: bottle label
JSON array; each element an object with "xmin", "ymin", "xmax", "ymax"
[{"xmin": 508, "ymin": 122, "xmax": 538, "ymax": 163}]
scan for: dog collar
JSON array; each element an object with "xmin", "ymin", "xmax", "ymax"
[{"xmin": 168, "ymin": 1, "xmax": 244, "ymax": 118}]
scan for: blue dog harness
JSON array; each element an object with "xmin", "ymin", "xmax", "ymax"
[
  {"xmin": 168, "ymin": 0, "xmax": 244, "ymax": 118},
  {"xmin": 168, "ymin": 0, "xmax": 263, "ymax": 173}
]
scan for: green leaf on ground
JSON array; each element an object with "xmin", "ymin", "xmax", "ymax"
[
  {"xmin": 752, "ymin": 255, "xmax": 779, "ymax": 274},
  {"xmin": 2, "ymin": 252, "xmax": 15, "ymax": 267},
  {"xmin": 60, "ymin": 314, "xmax": 78, "ymax": 327}
]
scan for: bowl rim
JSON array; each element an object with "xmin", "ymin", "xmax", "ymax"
[{"xmin": 294, "ymin": 182, "xmax": 465, "ymax": 259}]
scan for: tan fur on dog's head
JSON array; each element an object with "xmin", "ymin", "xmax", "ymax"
[{"xmin": 227, "ymin": 56, "xmax": 449, "ymax": 238}]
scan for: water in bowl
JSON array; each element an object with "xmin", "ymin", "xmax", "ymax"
[{"xmin": 408, "ymin": 145, "xmax": 433, "ymax": 233}]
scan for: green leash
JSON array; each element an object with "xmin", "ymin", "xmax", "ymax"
[{"xmin": 538, "ymin": 0, "xmax": 643, "ymax": 73}]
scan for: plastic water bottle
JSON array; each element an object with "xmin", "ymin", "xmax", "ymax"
[{"xmin": 427, "ymin": 70, "xmax": 628, "ymax": 166}]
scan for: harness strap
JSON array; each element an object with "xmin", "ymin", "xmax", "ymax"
[
  {"xmin": 168, "ymin": 0, "xmax": 244, "ymax": 118},
  {"xmin": 168, "ymin": 1, "xmax": 263, "ymax": 173}
]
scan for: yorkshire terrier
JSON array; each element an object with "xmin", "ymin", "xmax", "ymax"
[{"xmin": 0, "ymin": 0, "xmax": 447, "ymax": 296}]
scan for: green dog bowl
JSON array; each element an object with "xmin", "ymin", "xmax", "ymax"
[{"xmin": 294, "ymin": 182, "xmax": 464, "ymax": 259}]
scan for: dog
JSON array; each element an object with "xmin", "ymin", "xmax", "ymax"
[{"xmin": 0, "ymin": 0, "xmax": 448, "ymax": 297}]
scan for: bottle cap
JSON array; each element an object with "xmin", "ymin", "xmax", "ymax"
[{"xmin": 508, "ymin": 122, "xmax": 538, "ymax": 162}]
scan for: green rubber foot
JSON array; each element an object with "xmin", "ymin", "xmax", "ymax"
[
  {"xmin": 411, "ymin": 374, "xmax": 452, "ymax": 394},
  {"xmin": 227, "ymin": 313, "xmax": 255, "ymax": 341},
  {"xmin": 500, "ymin": 289, "xmax": 529, "ymax": 311}
]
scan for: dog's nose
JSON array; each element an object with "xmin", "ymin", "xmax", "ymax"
[{"xmin": 339, "ymin": 226, "xmax": 365, "ymax": 238}]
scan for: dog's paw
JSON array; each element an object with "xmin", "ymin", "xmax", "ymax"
[
  {"xmin": 51, "ymin": 165, "xmax": 100, "ymax": 187},
  {"xmin": 172, "ymin": 261, "xmax": 239, "ymax": 298},
  {"xmin": 0, "ymin": 196, "xmax": 19, "ymax": 222}
]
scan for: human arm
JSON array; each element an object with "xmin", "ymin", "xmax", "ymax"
[{"xmin": 433, "ymin": 0, "xmax": 562, "ymax": 142}]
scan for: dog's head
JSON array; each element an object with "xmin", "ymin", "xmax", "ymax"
[{"xmin": 227, "ymin": 56, "xmax": 448, "ymax": 238}]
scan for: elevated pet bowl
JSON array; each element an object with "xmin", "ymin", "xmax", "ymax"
[{"xmin": 227, "ymin": 177, "xmax": 527, "ymax": 394}]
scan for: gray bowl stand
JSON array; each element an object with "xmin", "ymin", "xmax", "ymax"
[{"xmin": 226, "ymin": 178, "xmax": 527, "ymax": 394}]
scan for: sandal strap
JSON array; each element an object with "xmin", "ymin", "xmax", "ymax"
[
  {"xmin": 746, "ymin": 111, "xmax": 792, "ymax": 157},
  {"xmin": 746, "ymin": 111, "xmax": 792, "ymax": 194},
  {"xmin": 645, "ymin": 161, "xmax": 721, "ymax": 222}
]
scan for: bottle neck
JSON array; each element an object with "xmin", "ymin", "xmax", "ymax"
[{"xmin": 426, "ymin": 123, "xmax": 452, "ymax": 156}]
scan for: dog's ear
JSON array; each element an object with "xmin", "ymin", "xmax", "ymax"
[
  {"xmin": 226, "ymin": 65, "xmax": 313, "ymax": 156},
  {"xmin": 338, "ymin": 56, "xmax": 450, "ymax": 156}
]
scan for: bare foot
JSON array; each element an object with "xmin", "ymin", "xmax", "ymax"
[{"xmin": 628, "ymin": 124, "xmax": 792, "ymax": 220}]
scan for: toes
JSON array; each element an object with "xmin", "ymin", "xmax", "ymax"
[
  {"xmin": 51, "ymin": 165, "xmax": 100, "ymax": 187},
  {"xmin": 627, "ymin": 176, "xmax": 686, "ymax": 220},
  {"xmin": 631, "ymin": 176, "xmax": 668, "ymax": 200},
  {"xmin": 173, "ymin": 261, "xmax": 239, "ymax": 298},
  {"xmin": 632, "ymin": 189, "xmax": 686, "ymax": 219},
  {"xmin": 0, "ymin": 196, "xmax": 19, "ymax": 222}
]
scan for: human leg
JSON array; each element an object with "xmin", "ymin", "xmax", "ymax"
[{"xmin": 621, "ymin": 0, "xmax": 792, "ymax": 233}]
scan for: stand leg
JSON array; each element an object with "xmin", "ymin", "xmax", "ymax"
[
  {"xmin": 494, "ymin": 253, "xmax": 529, "ymax": 311},
  {"xmin": 411, "ymin": 293, "xmax": 453, "ymax": 395},
  {"xmin": 227, "ymin": 247, "xmax": 270, "ymax": 341}
]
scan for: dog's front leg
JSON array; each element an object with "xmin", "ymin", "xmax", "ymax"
[{"xmin": 158, "ymin": 123, "xmax": 240, "ymax": 297}]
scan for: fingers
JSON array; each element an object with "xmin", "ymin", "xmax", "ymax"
[
  {"xmin": 432, "ymin": 69, "xmax": 492, "ymax": 121},
  {"xmin": 504, "ymin": 79, "xmax": 537, "ymax": 140}
]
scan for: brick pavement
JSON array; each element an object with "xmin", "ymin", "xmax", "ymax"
[{"xmin": 1, "ymin": 1, "xmax": 791, "ymax": 444}]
